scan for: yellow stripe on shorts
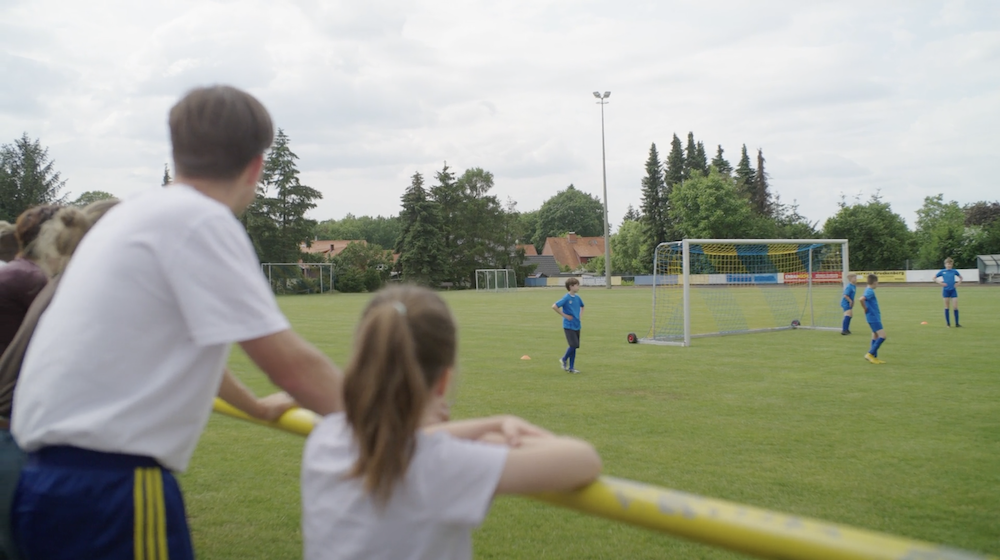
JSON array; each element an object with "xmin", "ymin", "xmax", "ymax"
[{"xmin": 134, "ymin": 467, "xmax": 169, "ymax": 560}]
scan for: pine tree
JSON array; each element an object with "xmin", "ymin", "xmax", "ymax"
[
  {"xmin": 622, "ymin": 205, "xmax": 641, "ymax": 224},
  {"xmin": 750, "ymin": 148, "xmax": 773, "ymax": 217},
  {"xmin": 691, "ymin": 141, "xmax": 708, "ymax": 177},
  {"xmin": 734, "ymin": 144, "xmax": 755, "ymax": 199},
  {"xmin": 710, "ymin": 145, "xmax": 732, "ymax": 176},
  {"xmin": 639, "ymin": 143, "xmax": 668, "ymax": 261},
  {"xmin": 161, "ymin": 163, "xmax": 172, "ymax": 187},
  {"xmin": 0, "ymin": 133, "xmax": 67, "ymax": 222},
  {"xmin": 429, "ymin": 162, "xmax": 461, "ymax": 283},
  {"xmin": 683, "ymin": 132, "xmax": 697, "ymax": 180},
  {"xmin": 664, "ymin": 134, "xmax": 685, "ymax": 189},
  {"xmin": 253, "ymin": 129, "xmax": 323, "ymax": 262},
  {"xmin": 398, "ymin": 172, "xmax": 447, "ymax": 285}
]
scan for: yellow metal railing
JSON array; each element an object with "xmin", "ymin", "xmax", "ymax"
[{"xmin": 212, "ymin": 399, "xmax": 995, "ymax": 560}]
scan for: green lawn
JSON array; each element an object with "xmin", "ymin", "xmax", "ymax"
[{"xmin": 183, "ymin": 285, "xmax": 1000, "ymax": 559}]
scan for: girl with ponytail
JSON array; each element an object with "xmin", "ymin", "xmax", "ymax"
[{"xmin": 302, "ymin": 285, "xmax": 601, "ymax": 560}]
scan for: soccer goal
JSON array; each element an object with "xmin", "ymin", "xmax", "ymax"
[
  {"xmin": 642, "ymin": 239, "xmax": 849, "ymax": 346},
  {"xmin": 475, "ymin": 269, "xmax": 516, "ymax": 292},
  {"xmin": 261, "ymin": 263, "xmax": 334, "ymax": 295}
]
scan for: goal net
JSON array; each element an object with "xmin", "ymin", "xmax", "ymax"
[
  {"xmin": 643, "ymin": 239, "xmax": 849, "ymax": 346},
  {"xmin": 475, "ymin": 269, "xmax": 516, "ymax": 292},
  {"xmin": 261, "ymin": 263, "xmax": 334, "ymax": 295}
]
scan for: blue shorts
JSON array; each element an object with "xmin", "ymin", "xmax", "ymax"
[
  {"xmin": 942, "ymin": 287, "xmax": 958, "ymax": 298},
  {"xmin": 868, "ymin": 321, "xmax": 883, "ymax": 332},
  {"xmin": 13, "ymin": 446, "xmax": 193, "ymax": 560},
  {"xmin": 840, "ymin": 301, "xmax": 852, "ymax": 311}
]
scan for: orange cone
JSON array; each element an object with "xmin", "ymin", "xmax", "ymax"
[{"xmin": 521, "ymin": 355, "xmax": 531, "ymax": 360}]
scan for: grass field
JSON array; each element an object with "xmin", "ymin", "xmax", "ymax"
[{"xmin": 183, "ymin": 285, "xmax": 1000, "ymax": 559}]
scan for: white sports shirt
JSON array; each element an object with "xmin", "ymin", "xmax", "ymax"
[
  {"xmin": 12, "ymin": 184, "xmax": 289, "ymax": 472},
  {"xmin": 302, "ymin": 413, "xmax": 509, "ymax": 560}
]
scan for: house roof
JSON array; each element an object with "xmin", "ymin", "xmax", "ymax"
[
  {"xmin": 518, "ymin": 244, "xmax": 538, "ymax": 256},
  {"xmin": 300, "ymin": 239, "xmax": 367, "ymax": 258},
  {"xmin": 542, "ymin": 234, "xmax": 607, "ymax": 270},
  {"xmin": 525, "ymin": 255, "xmax": 561, "ymax": 277}
]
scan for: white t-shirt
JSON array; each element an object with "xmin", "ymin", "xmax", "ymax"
[
  {"xmin": 12, "ymin": 184, "xmax": 289, "ymax": 472},
  {"xmin": 302, "ymin": 413, "xmax": 509, "ymax": 560}
]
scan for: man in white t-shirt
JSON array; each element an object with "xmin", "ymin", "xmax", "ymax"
[{"xmin": 9, "ymin": 86, "xmax": 343, "ymax": 559}]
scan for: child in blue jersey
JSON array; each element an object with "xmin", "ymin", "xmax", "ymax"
[
  {"xmin": 840, "ymin": 273, "xmax": 857, "ymax": 335},
  {"xmin": 552, "ymin": 277, "xmax": 584, "ymax": 373},
  {"xmin": 858, "ymin": 274, "xmax": 887, "ymax": 364},
  {"xmin": 935, "ymin": 257, "xmax": 963, "ymax": 327}
]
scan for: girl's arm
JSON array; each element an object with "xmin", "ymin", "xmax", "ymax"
[
  {"xmin": 424, "ymin": 415, "xmax": 553, "ymax": 446},
  {"xmin": 495, "ymin": 435, "xmax": 601, "ymax": 495}
]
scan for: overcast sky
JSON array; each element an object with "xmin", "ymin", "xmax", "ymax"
[{"xmin": 2, "ymin": 0, "xmax": 997, "ymax": 231}]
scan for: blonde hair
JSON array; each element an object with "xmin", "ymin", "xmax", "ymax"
[
  {"xmin": 944, "ymin": 257, "xmax": 954, "ymax": 266},
  {"xmin": 343, "ymin": 285, "xmax": 456, "ymax": 506},
  {"xmin": 35, "ymin": 199, "xmax": 119, "ymax": 276}
]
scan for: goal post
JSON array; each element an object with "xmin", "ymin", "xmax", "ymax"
[
  {"xmin": 261, "ymin": 263, "xmax": 334, "ymax": 295},
  {"xmin": 475, "ymin": 269, "xmax": 516, "ymax": 292},
  {"xmin": 643, "ymin": 239, "xmax": 850, "ymax": 346}
]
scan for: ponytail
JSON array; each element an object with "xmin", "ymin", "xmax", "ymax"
[{"xmin": 343, "ymin": 286, "xmax": 456, "ymax": 506}]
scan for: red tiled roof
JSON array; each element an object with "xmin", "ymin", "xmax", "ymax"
[
  {"xmin": 517, "ymin": 244, "xmax": 538, "ymax": 256},
  {"xmin": 541, "ymin": 234, "xmax": 607, "ymax": 269}
]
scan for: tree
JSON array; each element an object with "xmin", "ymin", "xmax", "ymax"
[
  {"xmin": 639, "ymin": 143, "xmax": 668, "ymax": 255},
  {"xmin": 664, "ymin": 134, "xmax": 685, "ymax": 189},
  {"xmin": 711, "ymin": 145, "xmax": 732, "ymax": 177},
  {"xmin": 397, "ymin": 172, "xmax": 447, "ymax": 286},
  {"xmin": 0, "ymin": 133, "xmax": 67, "ymax": 222},
  {"xmin": 822, "ymin": 193, "xmax": 912, "ymax": 270},
  {"xmin": 331, "ymin": 241, "xmax": 393, "ymax": 293},
  {"xmin": 682, "ymin": 132, "xmax": 698, "ymax": 180},
  {"xmin": 533, "ymin": 185, "xmax": 604, "ymax": 248},
  {"xmin": 734, "ymin": 144, "xmax": 755, "ymax": 199},
  {"xmin": 667, "ymin": 169, "xmax": 754, "ymax": 239},
  {"xmin": 71, "ymin": 191, "xmax": 116, "ymax": 207},
  {"xmin": 610, "ymin": 219, "xmax": 645, "ymax": 274},
  {"xmin": 162, "ymin": 164, "xmax": 172, "ymax": 187},
  {"xmin": 914, "ymin": 194, "xmax": 969, "ymax": 269},
  {"xmin": 314, "ymin": 214, "xmax": 401, "ymax": 249},
  {"xmin": 621, "ymin": 205, "xmax": 640, "ymax": 224},
  {"xmin": 692, "ymin": 141, "xmax": 708, "ymax": 178},
  {"xmin": 964, "ymin": 201, "xmax": 1000, "ymax": 227},
  {"xmin": 244, "ymin": 129, "xmax": 322, "ymax": 263},
  {"xmin": 772, "ymin": 196, "xmax": 819, "ymax": 239},
  {"xmin": 749, "ymin": 148, "xmax": 773, "ymax": 217}
]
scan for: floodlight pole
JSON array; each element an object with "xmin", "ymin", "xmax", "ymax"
[{"xmin": 594, "ymin": 91, "xmax": 612, "ymax": 289}]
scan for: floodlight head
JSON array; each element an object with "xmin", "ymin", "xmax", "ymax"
[
  {"xmin": 604, "ymin": 91, "xmax": 611, "ymax": 98},
  {"xmin": 593, "ymin": 91, "xmax": 601, "ymax": 98}
]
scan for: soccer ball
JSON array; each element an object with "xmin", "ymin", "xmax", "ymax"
[
  {"xmin": 627, "ymin": 332, "xmax": 638, "ymax": 344},
  {"xmin": 791, "ymin": 319, "xmax": 801, "ymax": 328}
]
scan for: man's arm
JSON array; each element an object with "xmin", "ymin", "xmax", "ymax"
[
  {"xmin": 217, "ymin": 368, "xmax": 296, "ymax": 422},
  {"xmin": 240, "ymin": 329, "xmax": 342, "ymax": 416}
]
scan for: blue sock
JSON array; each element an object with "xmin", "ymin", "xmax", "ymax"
[
  {"xmin": 569, "ymin": 347, "xmax": 577, "ymax": 370},
  {"xmin": 562, "ymin": 347, "xmax": 572, "ymax": 362},
  {"xmin": 955, "ymin": 310, "xmax": 960, "ymax": 325},
  {"xmin": 945, "ymin": 309, "xmax": 950, "ymax": 326},
  {"xmin": 868, "ymin": 339, "xmax": 877, "ymax": 354},
  {"xmin": 872, "ymin": 337, "xmax": 885, "ymax": 357},
  {"xmin": 842, "ymin": 316, "xmax": 850, "ymax": 332}
]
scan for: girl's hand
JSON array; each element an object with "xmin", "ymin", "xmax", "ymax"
[{"xmin": 499, "ymin": 416, "xmax": 554, "ymax": 447}]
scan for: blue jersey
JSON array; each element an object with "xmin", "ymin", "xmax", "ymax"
[
  {"xmin": 841, "ymin": 283, "xmax": 856, "ymax": 309},
  {"xmin": 554, "ymin": 293, "xmax": 584, "ymax": 330},
  {"xmin": 935, "ymin": 268, "xmax": 962, "ymax": 289},
  {"xmin": 862, "ymin": 287, "xmax": 880, "ymax": 324}
]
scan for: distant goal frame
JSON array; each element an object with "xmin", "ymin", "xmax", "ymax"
[
  {"xmin": 641, "ymin": 239, "xmax": 850, "ymax": 347},
  {"xmin": 261, "ymin": 262, "xmax": 335, "ymax": 295},
  {"xmin": 475, "ymin": 269, "xmax": 516, "ymax": 292}
]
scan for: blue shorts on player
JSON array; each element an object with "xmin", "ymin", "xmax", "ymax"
[
  {"xmin": 868, "ymin": 321, "xmax": 883, "ymax": 333},
  {"xmin": 942, "ymin": 287, "xmax": 958, "ymax": 298},
  {"xmin": 13, "ymin": 446, "xmax": 194, "ymax": 560}
]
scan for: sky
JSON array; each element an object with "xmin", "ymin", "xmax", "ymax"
[{"xmin": 2, "ymin": 0, "xmax": 998, "ymax": 231}]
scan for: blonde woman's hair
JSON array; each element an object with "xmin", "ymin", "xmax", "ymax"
[
  {"xmin": 343, "ymin": 285, "xmax": 456, "ymax": 506},
  {"xmin": 36, "ymin": 199, "xmax": 119, "ymax": 276}
]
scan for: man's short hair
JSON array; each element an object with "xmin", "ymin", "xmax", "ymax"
[
  {"xmin": 565, "ymin": 277, "xmax": 580, "ymax": 290},
  {"xmin": 169, "ymin": 86, "xmax": 274, "ymax": 180},
  {"xmin": 867, "ymin": 274, "xmax": 878, "ymax": 285},
  {"xmin": 944, "ymin": 257, "xmax": 954, "ymax": 266}
]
